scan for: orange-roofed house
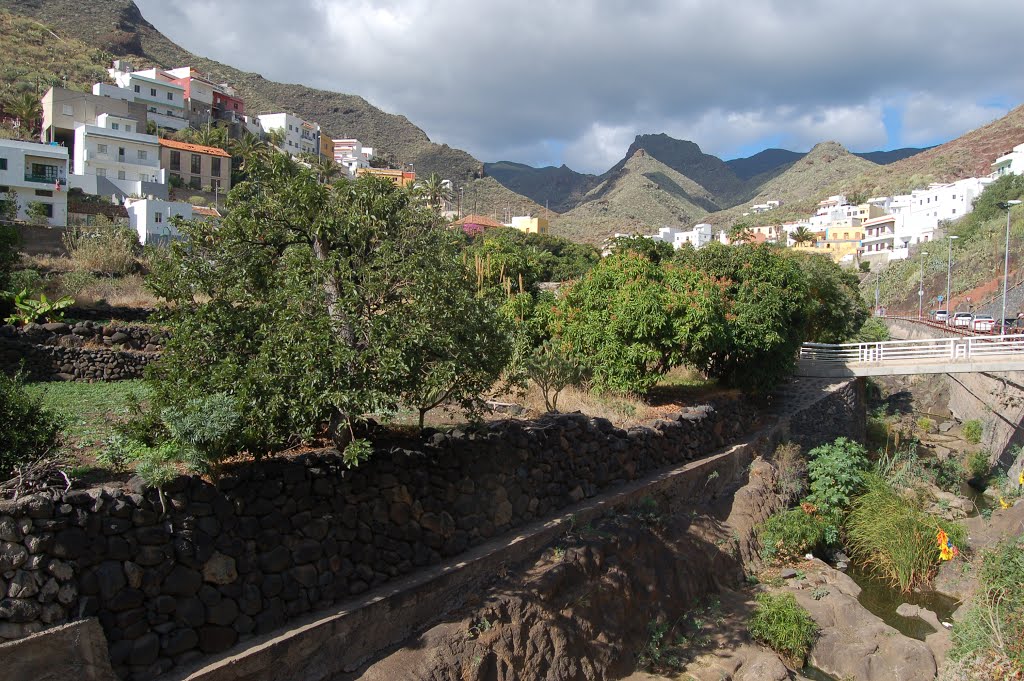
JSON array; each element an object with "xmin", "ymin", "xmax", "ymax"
[
  {"xmin": 453, "ymin": 214, "xmax": 506, "ymax": 236},
  {"xmin": 158, "ymin": 138, "xmax": 232, "ymax": 193}
]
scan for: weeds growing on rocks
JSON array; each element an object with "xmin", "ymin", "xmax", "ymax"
[{"xmin": 747, "ymin": 592, "xmax": 818, "ymax": 667}]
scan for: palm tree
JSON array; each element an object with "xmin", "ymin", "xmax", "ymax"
[
  {"xmin": 265, "ymin": 127, "xmax": 286, "ymax": 151},
  {"xmin": 6, "ymin": 92, "xmax": 42, "ymax": 139},
  {"xmin": 792, "ymin": 226, "xmax": 815, "ymax": 246},
  {"xmin": 421, "ymin": 173, "xmax": 453, "ymax": 212}
]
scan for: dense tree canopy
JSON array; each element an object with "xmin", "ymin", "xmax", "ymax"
[{"xmin": 147, "ymin": 154, "xmax": 508, "ymax": 455}]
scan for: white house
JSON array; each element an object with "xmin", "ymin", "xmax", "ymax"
[
  {"xmin": 0, "ymin": 139, "xmax": 69, "ymax": 228},
  {"xmin": 332, "ymin": 138, "xmax": 374, "ymax": 176},
  {"xmin": 70, "ymin": 113, "xmax": 166, "ymax": 200},
  {"xmin": 257, "ymin": 113, "xmax": 320, "ymax": 157},
  {"xmin": 992, "ymin": 143, "xmax": 1024, "ymax": 178},
  {"xmin": 124, "ymin": 198, "xmax": 221, "ymax": 245},
  {"xmin": 99, "ymin": 66, "xmax": 188, "ymax": 131}
]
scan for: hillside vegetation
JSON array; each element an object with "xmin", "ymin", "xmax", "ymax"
[
  {"xmin": 551, "ymin": 150, "xmax": 717, "ymax": 244},
  {"xmin": 483, "ymin": 162, "xmax": 600, "ymax": 213},
  {"xmin": 0, "ymin": 10, "xmax": 110, "ymax": 102}
]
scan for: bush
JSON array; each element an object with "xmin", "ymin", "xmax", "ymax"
[
  {"xmin": 917, "ymin": 417, "xmax": 936, "ymax": 433},
  {"xmin": 758, "ymin": 507, "xmax": 828, "ymax": 561},
  {"xmin": 962, "ymin": 419, "xmax": 983, "ymax": 445},
  {"xmin": 7, "ymin": 269, "xmax": 43, "ymax": 296},
  {"xmin": 774, "ymin": 442, "xmax": 807, "ymax": 504},
  {"xmin": 25, "ymin": 201, "xmax": 50, "ymax": 225},
  {"xmin": 747, "ymin": 592, "xmax": 818, "ymax": 666},
  {"xmin": 950, "ymin": 537, "xmax": 1024, "ymax": 673},
  {"xmin": 0, "ymin": 373, "xmax": 63, "ymax": 480},
  {"xmin": 846, "ymin": 474, "xmax": 967, "ymax": 591},
  {"xmin": 523, "ymin": 340, "xmax": 582, "ymax": 412},
  {"xmin": 62, "ymin": 216, "xmax": 140, "ymax": 276},
  {"xmin": 929, "ymin": 456, "xmax": 966, "ymax": 494},
  {"xmin": 967, "ymin": 450, "xmax": 991, "ymax": 481},
  {"xmin": 807, "ymin": 437, "xmax": 870, "ymax": 522},
  {"xmin": 161, "ymin": 392, "xmax": 244, "ymax": 477}
]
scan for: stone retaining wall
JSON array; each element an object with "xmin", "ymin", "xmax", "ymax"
[
  {"xmin": 0, "ymin": 380, "xmax": 865, "ymax": 681},
  {"xmin": 0, "ymin": 337, "xmax": 156, "ymax": 382}
]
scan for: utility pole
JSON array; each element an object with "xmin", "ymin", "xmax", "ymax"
[
  {"xmin": 1001, "ymin": 201, "xmax": 1022, "ymax": 333},
  {"xmin": 945, "ymin": 235, "xmax": 958, "ymax": 324},
  {"xmin": 919, "ymin": 248, "xmax": 929, "ymax": 319}
]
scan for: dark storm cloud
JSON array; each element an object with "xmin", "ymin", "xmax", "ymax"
[{"xmin": 134, "ymin": 0, "xmax": 1024, "ymax": 172}]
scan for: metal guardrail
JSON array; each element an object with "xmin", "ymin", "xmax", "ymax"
[{"xmin": 800, "ymin": 335, "xmax": 1024, "ymax": 365}]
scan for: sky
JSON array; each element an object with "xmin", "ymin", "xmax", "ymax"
[{"xmin": 134, "ymin": 0, "xmax": 1024, "ymax": 174}]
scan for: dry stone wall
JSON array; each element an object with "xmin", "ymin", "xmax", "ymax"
[
  {"xmin": 0, "ymin": 322, "xmax": 162, "ymax": 381},
  {"xmin": 0, "ymin": 379, "xmax": 865, "ymax": 681}
]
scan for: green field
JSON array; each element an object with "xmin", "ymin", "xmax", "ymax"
[{"xmin": 24, "ymin": 380, "xmax": 151, "ymax": 454}]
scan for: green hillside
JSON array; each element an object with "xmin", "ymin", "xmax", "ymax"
[
  {"xmin": 551, "ymin": 149, "xmax": 717, "ymax": 244},
  {"xmin": 483, "ymin": 161, "xmax": 599, "ymax": 213}
]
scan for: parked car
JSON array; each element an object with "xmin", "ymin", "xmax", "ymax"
[
  {"xmin": 934, "ymin": 310, "xmax": 949, "ymax": 322},
  {"xmin": 952, "ymin": 312, "xmax": 973, "ymax": 328},
  {"xmin": 971, "ymin": 315, "xmax": 996, "ymax": 333}
]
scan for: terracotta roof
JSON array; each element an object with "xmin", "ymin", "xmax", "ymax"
[
  {"xmin": 158, "ymin": 138, "xmax": 231, "ymax": 158},
  {"xmin": 453, "ymin": 214, "xmax": 505, "ymax": 229},
  {"xmin": 191, "ymin": 206, "xmax": 222, "ymax": 218}
]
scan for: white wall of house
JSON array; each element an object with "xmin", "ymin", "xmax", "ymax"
[
  {"xmin": 124, "ymin": 198, "xmax": 192, "ymax": 245},
  {"xmin": 258, "ymin": 113, "xmax": 320, "ymax": 157},
  {"xmin": 73, "ymin": 114, "xmax": 165, "ymax": 184},
  {"xmin": 100, "ymin": 69, "xmax": 188, "ymax": 131},
  {"xmin": 0, "ymin": 140, "xmax": 69, "ymax": 228},
  {"xmin": 333, "ymin": 138, "xmax": 374, "ymax": 176},
  {"xmin": 992, "ymin": 143, "xmax": 1024, "ymax": 177}
]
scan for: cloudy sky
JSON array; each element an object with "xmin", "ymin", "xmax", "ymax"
[{"xmin": 134, "ymin": 0, "xmax": 1024, "ymax": 174}]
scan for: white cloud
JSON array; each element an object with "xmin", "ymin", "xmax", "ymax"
[
  {"xmin": 133, "ymin": 0, "xmax": 1024, "ymax": 171},
  {"xmin": 901, "ymin": 93, "xmax": 1009, "ymax": 146}
]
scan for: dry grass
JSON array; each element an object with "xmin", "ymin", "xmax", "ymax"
[{"xmin": 15, "ymin": 254, "xmax": 158, "ymax": 308}]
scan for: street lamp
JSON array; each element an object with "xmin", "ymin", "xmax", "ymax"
[
  {"xmin": 1001, "ymin": 200, "xmax": 1022, "ymax": 334},
  {"xmin": 919, "ymin": 248, "xmax": 929, "ymax": 319},
  {"xmin": 945, "ymin": 235, "xmax": 958, "ymax": 325}
]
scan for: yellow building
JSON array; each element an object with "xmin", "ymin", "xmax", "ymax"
[
  {"xmin": 825, "ymin": 218, "xmax": 863, "ymax": 242},
  {"xmin": 509, "ymin": 215, "xmax": 549, "ymax": 235},
  {"xmin": 356, "ymin": 167, "xmax": 416, "ymax": 187},
  {"xmin": 792, "ymin": 240, "xmax": 860, "ymax": 263},
  {"xmin": 318, "ymin": 134, "xmax": 333, "ymax": 160}
]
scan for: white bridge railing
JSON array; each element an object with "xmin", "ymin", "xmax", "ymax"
[{"xmin": 800, "ymin": 335, "xmax": 1024, "ymax": 365}]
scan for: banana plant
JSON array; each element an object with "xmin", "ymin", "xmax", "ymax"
[{"xmin": 4, "ymin": 289, "xmax": 74, "ymax": 326}]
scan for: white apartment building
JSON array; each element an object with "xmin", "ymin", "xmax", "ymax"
[
  {"xmin": 70, "ymin": 113, "xmax": 166, "ymax": 200},
  {"xmin": 100, "ymin": 67, "xmax": 188, "ymax": 131},
  {"xmin": 992, "ymin": 143, "xmax": 1024, "ymax": 178},
  {"xmin": 648, "ymin": 224, "xmax": 714, "ymax": 249},
  {"xmin": 0, "ymin": 139, "xmax": 69, "ymax": 228},
  {"xmin": 749, "ymin": 200, "xmax": 781, "ymax": 214},
  {"xmin": 258, "ymin": 113, "xmax": 320, "ymax": 157},
  {"xmin": 332, "ymin": 138, "xmax": 374, "ymax": 176}
]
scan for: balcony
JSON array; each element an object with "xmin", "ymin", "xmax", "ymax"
[
  {"xmin": 85, "ymin": 150, "xmax": 161, "ymax": 169},
  {"xmin": 24, "ymin": 173, "xmax": 66, "ymax": 186}
]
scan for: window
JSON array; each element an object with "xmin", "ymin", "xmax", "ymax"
[
  {"xmin": 125, "ymin": 124, "xmax": 131, "ymax": 133},
  {"xmin": 167, "ymin": 92, "xmax": 174, "ymax": 101},
  {"xmin": 62, "ymin": 104, "xmax": 74, "ymax": 116},
  {"xmin": 166, "ymin": 110, "xmax": 173, "ymax": 116},
  {"xmin": 96, "ymin": 168, "xmax": 106, "ymax": 177},
  {"xmin": 118, "ymin": 170, "xmax": 126, "ymax": 180},
  {"xmin": 170, "ymin": 151, "xmax": 181, "ymax": 171},
  {"xmin": 31, "ymin": 163, "xmax": 58, "ymax": 181},
  {"xmin": 150, "ymin": 88, "xmax": 157, "ymax": 97},
  {"xmin": 189, "ymin": 176, "xmax": 201, "ymax": 190},
  {"xmin": 134, "ymin": 85, "xmax": 141, "ymax": 93},
  {"xmin": 211, "ymin": 178, "xmax": 221, "ymax": 191},
  {"xmin": 149, "ymin": 106, "xmax": 157, "ymax": 113},
  {"xmin": 0, "ymin": 185, "xmax": 7, "ymax": 192},
  {"xmin": 190, "ymin": 154, "xmax": 201, "ymax": 174},
  {"xmin": 211, "ymin": 157, "xmax": 221, "ymax": 177},
  {"xmin": 952, "ymin": 209, "xmax": 957, "ymax": 214},
  {"xmin": 138, "ymin": 150, "xmax": 148, "ymax": 160},
  {"xmin": 169, "ymin": 172, "xmax": 180, "ymax": 183},
  {"xmin": 39, "ymin": 204, "xmax": 53, "ymax": 218},
  {"xmin": 154, "ymin": 212, "xmax": 163, "ymax": 224},
  {"xmin": 35, "ymin": 190, "xmax": 53, "ymax": 197},
  {"xmin": 0, "ymin": 158, "xmax": 6, "ymax": 170},
  {"xmin": 98, "ymin": 143, "xmax": 108, "ymax": 154},
  {"xmin": 111, "ymin": 122, "xmax": 120, "ymax": 130},
  {"xmin": 118, "ymin": 147, "xmax": 126, "ymax": 159}
]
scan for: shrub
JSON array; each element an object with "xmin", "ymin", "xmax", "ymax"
[
  {"xmin": 758, "ymin": 507, "xmax": 827, "ymax": 561},
  {"xmin": 949, "ymin": 537, "xmax": 1024, "ymax": 673},
  {"xmin": 807, "ymin": 437, "xmax": 870, "ymax": 522},
  {"xmin": 0, "ymin": 373, "xmax": 63, "ymax": 480},
  {"xmin": 25, "ymin": 201, "xmax": 50, "ymax": 225},
  {"xmin": 962, "ymin": 419, "xmax": 984, "ymax": 445},
  {"xmin": 845, "ymin": 474, "xmax": 967, "ymax": 591},
  {"xmin": 747, "ymin": 592, "xmax": 818, "ymax": 666},
  {"xmin": 158, "ymin": 392, "xmax": 244, "ymax": 477},
  {"xmin": 967, "ymin": 450, "xmax": 991, "ymax": 481},
  {"xmin": 62, "ymin": 216, "xmax": 140, "ymax": 276},
  {"xmin": 524, "ymin": 340, "xmax": 582, "ymax": 412},
  {"xmin": 929, "ymin": 455, "xmax": 966, "ymax": 494},
  {"xmin": 917, "ymin": 417, "xmax": 936, "ymax": 433},
  {"xmin": 7, "ymin": 269, "xmax": 43, "ymax": 296},
  {"xmin": 774, "ymin": 442, "xmax": 807, "ymax": 504}
]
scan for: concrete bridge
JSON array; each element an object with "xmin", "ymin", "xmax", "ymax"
[{"xmin": 796, "ymin": 334, "xmax": 1024, "ymax": 377}]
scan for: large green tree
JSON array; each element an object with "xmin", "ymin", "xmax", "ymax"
[
  {"xmin": 552, "ymin": 250, "xmax": 730, "ymax": 394},
  {"xmin": 147, "ymin": 154, "xmax": 508, "ymax": 455}
]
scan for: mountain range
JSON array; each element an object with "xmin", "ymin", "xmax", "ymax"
[{"xmin": 3, "ymin": 0, "xmax": 1024, "ymax": 245}]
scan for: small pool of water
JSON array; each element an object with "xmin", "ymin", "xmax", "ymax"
[
  {"xmin": 960, "ymin": 480, "xmax": 995, "ymax": 517},
  {"xmin": 802, "ymin": 665, "xmax": 839, "ymax": 681},
  {"xmin": 845, "ymin": 563, "xmax": 961, "ymax": 640}
]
